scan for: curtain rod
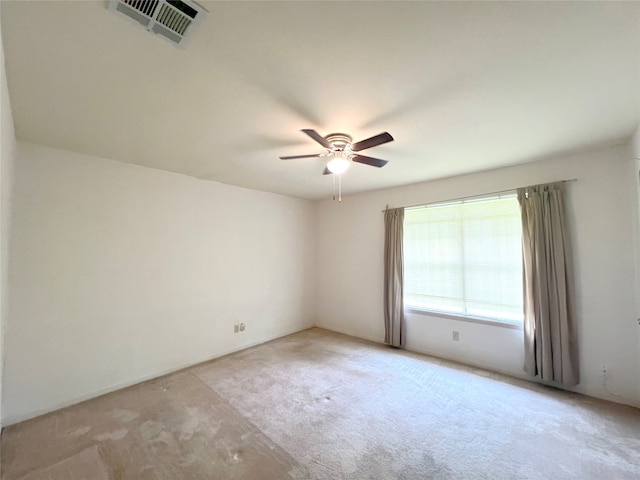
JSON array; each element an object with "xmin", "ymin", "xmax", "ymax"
[{"xmin": 382, "ymin": 178, "xmax": 578, "ymax": 212}]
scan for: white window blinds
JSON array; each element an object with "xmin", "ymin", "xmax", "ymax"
[{"xmin": 403, "ymin": 194, "xmax": 523, "ymax": 323}]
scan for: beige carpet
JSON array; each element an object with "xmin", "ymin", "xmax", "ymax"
[
  {"xmin": 2, "ymin": 328, "xmax": 639, "ymax": 479},
  {"xmin": 13, "ymin": 446, "xmax": 111, "ymax": 480}
]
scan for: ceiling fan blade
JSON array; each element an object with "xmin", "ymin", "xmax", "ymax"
[
  {"xmin": 301, "ymin": 129, "xmax": 331, "ymax": 149},
  {"xmin": 351, "ymin": 154, "xmax": 389, "ymax": 168},
  {"xmin": 350, "ymin": 132, "xmax": 394, "ymax": 152},
  {"xmin": 323, "ymin": 167, "xmax": 331, "ymax": 175},
  {"xmin": 279, "ymin": 154, "xmax": 323, "ymax": 160}
]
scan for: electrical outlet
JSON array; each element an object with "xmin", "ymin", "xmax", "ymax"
[
  {"xmin": 239, "ymin": 323, "xmax": 246, "ymax": 332},
  {"xmin": 452, "ymin": 331, "xmax": 459, "ymax": 341},
  {"xmin": 601, "ymin": 364, "xmax": 610, "ymax": 389},
  {"xmin": 234, "ymin": 324, "xmax": 239, "ymax": 333}
]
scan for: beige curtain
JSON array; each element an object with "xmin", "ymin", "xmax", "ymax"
[
  {"xmin": 517, "ymin": 182, "xmax": 579, "ymax": 386},
  {"xmin": 384, "ymin": 208, "xmax": 405, "ymax": 348}
]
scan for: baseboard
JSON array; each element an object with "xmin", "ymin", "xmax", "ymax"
[
  {"xmin": 416, "ymin": 348, "xmax": 640, "ymax": 409},
  {"xmin": 309, "ymin": 326, "xmax": 533, "ymax": 385},
  {"xmin": 318, "ymin": 328, "xmax": 640, "ymax": 411},
  {"xmin": 406, "ymin": 343, "xmax": 531, "ymax": 381},
  {"xmin": 569, "ymin": 384, "xmax": 640, "ymax": 409},
  {"xmin": 2, "ymin": 322, "xmax": 315, "ymax": 427},
  {"xmin": 313, "ymin": 324, "xmax": 383, "ymax": 345},
  {"xmin": 5, "ymin": 322, "xmax": 637, "ymax": 426}
]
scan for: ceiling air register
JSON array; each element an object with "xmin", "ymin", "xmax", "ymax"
[{"xmin": 108, "ymin": 0, "xmax": 207, "ymax": 48}]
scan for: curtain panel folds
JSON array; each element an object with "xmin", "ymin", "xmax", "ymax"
[
  {"xmin": 384, "ymin": 208, "xmax": 405, "ymax": 348},
  {"xmin": 517, "ymin": 182, "xmax": 579, "ymax": 386}
]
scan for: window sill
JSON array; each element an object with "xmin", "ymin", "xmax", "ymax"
[{"xmin": 405, "ymin": 307, "xmax": 523, "ymax": 330}]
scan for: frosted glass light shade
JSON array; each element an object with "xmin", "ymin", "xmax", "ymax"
[{"xmin": 327, "ymin": 153, "xmax": 350, "ymax": 175}]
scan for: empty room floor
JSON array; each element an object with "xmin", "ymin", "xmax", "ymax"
[{"xmin": 2, "ymin": 328, "xmax": 639, "ymax": 479}]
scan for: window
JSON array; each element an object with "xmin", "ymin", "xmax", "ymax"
[{"xmin": 403, "ymin": 193, "xmax": 523, "ymax": 324}]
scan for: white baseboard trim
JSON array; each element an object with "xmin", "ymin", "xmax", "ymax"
[
  {"xmin": 406, "ymin": 343, "xmax": 530, "ymax": 380},
  {"xmin": 407, "ymin": 346, "xmax": 640, "ymax": 410},
  {"xmin": 5, "ymin": 322, "xmax": 637, "ymax": 426},
  {"xmin": 2, "ymin": 323, "xmax": 315, "ymax": 427},
  {"xmin": 313, "ymin": 324, "xmax": 383, "ymax": 345},
  {"xmin": 316, "ymin": 328, "xmax": 640, "ymax": 410}
]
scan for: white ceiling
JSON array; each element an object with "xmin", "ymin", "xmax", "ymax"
[{"xmin": 2, "ymin": 1, "xmax": 639, "ymax": 200}]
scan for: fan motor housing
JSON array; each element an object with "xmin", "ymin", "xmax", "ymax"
[{"xmin": 325, "ymin": 133, "xmax": 352, "ymax": 150}]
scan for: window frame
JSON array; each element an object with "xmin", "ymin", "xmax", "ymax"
[
  {"xmin": 405, "ymin": 306, "xmax": 523, "ymax": 330},
  {"xmin": 402, "ymin": 192, "xmax": 524, "ymax": 329}
]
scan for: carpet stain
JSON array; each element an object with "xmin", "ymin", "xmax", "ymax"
[
  {"xmin": 63, "ymin": 426, "xmax": 92, "ymax": 438},
  {"xmin": 110, "ymin": 408, "xmax": 140, "ymax": 423},
  {"xmin": 93, "ymin": 428, "xmax": 129, "ymax": 441}
]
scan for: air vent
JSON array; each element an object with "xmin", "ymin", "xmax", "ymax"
[{"xmin": 108, "ymin": 0, "xmax": 207, "ymax": 48}]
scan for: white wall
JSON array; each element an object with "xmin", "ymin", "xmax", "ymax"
[
  {"xmin": 4, "ymin": 138, "xmax": 639, "ymax": 425},
  {"xmin": 631, "ymin": 125, "xmax": 640, "ymax": 401},
  {"xmin": 631, "ymin": 125, "xmax": 640, "ymax": 160},
  {"xmin": 316, "ymin": 144, "xmax": 640, "ymax": 406},
  {"xmin": 634, "ymin": 159, "xmax": 640, "ymax": 402},
  {"xmin": 0, "ymin": 8, "xmax": 17, "ymax": 430},
  {"xmin": 3, "ymin": 143, "xmax": 316, "ymax": 424}
]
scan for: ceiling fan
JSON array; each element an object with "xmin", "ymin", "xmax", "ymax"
[{"xmin": 279, "ymin": 129, "xmax": 394, "ymax": 176}]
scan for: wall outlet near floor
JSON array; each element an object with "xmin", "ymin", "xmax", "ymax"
[
  {"xmin": 452, "ymin": 331, "xmax": 460, "ymax": 341},
  {"xmin": 234, "ymin": 324, "xmax": 239, "ymax": 333},
  {"xmin": 239, "ymin": 323, "xmax": 246, "ymax": 332},
  {"xmin": 601, "ymin": 364, "xmax": 609, "ymax": 378}
]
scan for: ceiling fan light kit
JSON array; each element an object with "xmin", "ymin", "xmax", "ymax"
[
  {"xmin": 327, "ymin": 152, "xmax": 350, "ymax": 175},
  {"xmin": 279, "ymin": 129, "xmax": 394, "ymax": 202}
]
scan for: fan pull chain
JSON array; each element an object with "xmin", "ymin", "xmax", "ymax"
[
  {"xmin": 331, "ymin": 173, "xmax": 343, "ymax": 203},
  {"xmin": 332, "ymin": 174, "xmax": 336, "ymax": 201}
]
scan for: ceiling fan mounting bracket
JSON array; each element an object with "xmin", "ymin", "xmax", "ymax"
[{"xmin": 324, "ymin": 133, "xmax": 353, "ymax": 151}]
